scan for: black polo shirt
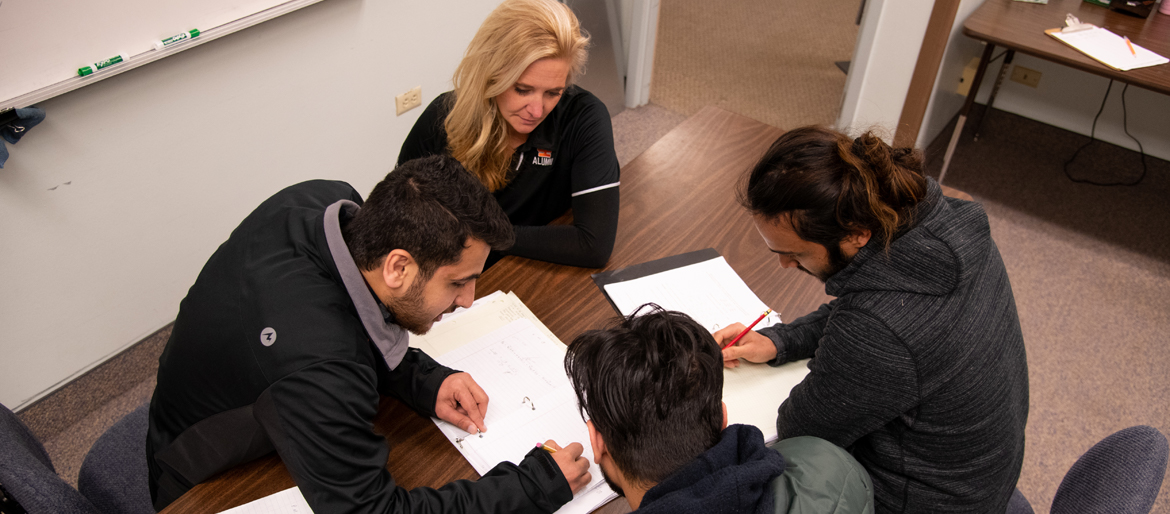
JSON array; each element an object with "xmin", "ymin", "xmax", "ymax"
[{"xmin": 399, "ymin": 86, "xmax": 619, "ymax": 267}]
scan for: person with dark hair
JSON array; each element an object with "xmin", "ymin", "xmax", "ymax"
[
  {"xmin": 147, "ymin": 155, "xmax": 591, "ymax": 514},
  {"xmin": 566, "ymin": 305, "xmax": 874, "ymax": 514},
  {"xmin": 716, "ymin": 126, "xmax": 1029, "ymax": 513}
]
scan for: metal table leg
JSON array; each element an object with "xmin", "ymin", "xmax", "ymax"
[
  {"xmin": 974, "ymin": 49, "xmax": 1014, "ymax": 142},
  {"xmin": 939, "ymin": 43, "xmax": 995, "ymax": 184}
]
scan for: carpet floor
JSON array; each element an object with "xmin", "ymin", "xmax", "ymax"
[{"xmin": 650, "ymin": 0, "xmax": 862, "ymax": 129}]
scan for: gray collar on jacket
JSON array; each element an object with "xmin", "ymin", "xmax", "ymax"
[
  {"xmin": 322, "ymin": 199, "xmax": 410, "ymax": 370},
  {"xmin": 825, "ymin": 178, "xmax": 992, "ymax": 298}
]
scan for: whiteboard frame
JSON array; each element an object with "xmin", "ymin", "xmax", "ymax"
[{"xmin": 2, "ymin": 0, "xmax": 325, "ymax": 110}]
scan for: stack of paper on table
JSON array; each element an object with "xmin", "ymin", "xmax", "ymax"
[
  {"xmin": 593, "ymin": 249, "xmax": 812, "ymax": 443},
  {"xmin": 218, "ymin": 487, "xmax": 310, "ymax": 513},
  {"xmin": 410, "ymin": 291, "xmax": 617, "ymax": 514},
  {"xmin": 1046, "ymin": 26, "xmax": 1169, "ymax": 71}
]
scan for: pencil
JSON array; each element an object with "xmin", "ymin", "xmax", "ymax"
[
  {"xmin": 1124, "ymin": 36, "xmax": 1136, "ymax": 56},
  {"xmin": 721, "ymin": 309, "xmax": 772, "ymax": 350},
  {"xmin": 537, "ymin": 442, "xmax": 557, "ymax": 453}
]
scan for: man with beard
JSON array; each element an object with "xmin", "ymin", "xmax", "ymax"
[
  {"xmin": 564, "ymin": 305, "xmax": 874, "ymax": 514},
  {"xmin": 716, "ymin": 127, "xmax": 1029, "ymax": 514},
  {"xmin": 147, "ymin": 155, "xmax": 590, "ymax": 514}
]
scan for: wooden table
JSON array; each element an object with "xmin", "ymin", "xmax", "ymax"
[
  {"xmin": 938, "ymin": 0, "xmax": 1170, "ymax": 180},
  {"xmin": 161, "ymin": 106, "xmax": 832, "ymax": 513}
]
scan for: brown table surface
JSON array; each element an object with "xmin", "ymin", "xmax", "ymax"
[
  {"xmin": 963, "ymin": 0, "xmax": 1170, "ymax": 95},
  {"xmin": 160, "ymin": 106, "xmax": 832, "ymax": 514}
]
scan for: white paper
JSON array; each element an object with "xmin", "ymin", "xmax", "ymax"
[
  {"xmin": 410, "ymin": 291, "xmax": 558, "ymax": 357},
  {"xmin": 1050, "ymin": 28, "xmax": 1169, "ymax": 71},
  {"xmin": 217, "ymin": 487, "xmax": 310, "ymax": 514},
  {"xmin": 603, "ymin": 256, "xmax": 781, "ymax": 332},
  {"xmin": 722, "ymin": 359, "xmax": 809, "ymax": 442}
]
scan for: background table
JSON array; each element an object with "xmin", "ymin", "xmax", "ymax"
[
  {"xmin": 939, "ymin": 0, "xmax": 1170, "ymax": 179},
  {"xmin": 160, "ymin": 106, "xmax": 832, "ymax": 514}
]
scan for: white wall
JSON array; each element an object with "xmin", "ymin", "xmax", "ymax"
[
  {"xmin": 837, "ymin": 0, "xmax": 934, "ymax": 139},
  {"xmin": 0, "ymin": 0, "xmax": 498, "ymax": 410},
  {"xmin": 918, "ymin": 3, "xmax": 1170, "ymax": 161}
]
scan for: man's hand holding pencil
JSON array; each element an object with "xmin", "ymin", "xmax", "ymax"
[{"xmin": 714, "ymin": 309, "xmax": 779, "ymax": 368}]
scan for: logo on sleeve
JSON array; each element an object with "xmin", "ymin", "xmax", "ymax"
[
  {"xmin": 532, "ymin": 149, "xmax": 554, "ymax": 166},
  {"xmin": 260, "ymin": 327, "xmax": 277, "ymax": 346}
]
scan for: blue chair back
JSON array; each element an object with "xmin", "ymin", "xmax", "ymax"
[
  {"xmin": 1051, "ymin": 425, "xmax": 1168, "ymax": 514},
  {"xmin": 77, "ymin": 403, "xmax": 154, "ymax": 514},
  {"xmin": 0, "ymin": 403, "xmax": 99, "ymax": 514}
]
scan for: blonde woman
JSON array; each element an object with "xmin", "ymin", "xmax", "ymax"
[{"xmin": 399, "ymin": 0, "xmax": 619, "ymax": 269}]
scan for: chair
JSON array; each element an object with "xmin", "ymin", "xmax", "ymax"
[
  {"xmin": 77, "ymin": 403, "xmax": 154, "ymax": 514},
  {"xmin": 0, "ymin": 402, "xmax": 99, "ymax": 514},
  {"xmin": 1009, "ymin": 425, "xmax": 1169, "ymax": 514}
]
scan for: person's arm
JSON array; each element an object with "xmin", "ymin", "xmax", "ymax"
[
  {"xmin": 775, "ymin": 306, "xmax": 919, "ymax": 447},
  {"xmin": 758, "ymin": 299, "xmax": 838, "ymax": 365},
  {"xmin": 502, "ymin": 95, "xmax": 619, "ymax": 268},
  {"xmin": 398, "ymin": 94, "xmax": 450, "ymax": 166},
  {"xmin": 255, "ymin": 361, "xmax": 575, "ymax": 514},
  {"xmin": 375, "ymin": 347, "xmax": 458, "ymax": 416},
  {"xmin": 717, "ymin": 300, "xmax": 838, "ymax": 368},
  {"xmin": 376, "ymin": 347, "xmax": 491, "ymax": 433},
  {"xmin": 505, "ymin": 186, "xmax": 618, "ymax": 268}
]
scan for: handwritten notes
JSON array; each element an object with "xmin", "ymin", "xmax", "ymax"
[{"xmin": 414, "ymin": 293, "xmax": 617, "ymax": 514}]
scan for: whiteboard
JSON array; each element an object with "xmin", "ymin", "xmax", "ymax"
[{"xmin": 0, "ymin": 0, "xmax": 323, "ymax": 109}]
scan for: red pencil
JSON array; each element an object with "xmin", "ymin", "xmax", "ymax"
[{"xmin": 721, "ymin": 309, "xmax": 773, "ymax": 350}]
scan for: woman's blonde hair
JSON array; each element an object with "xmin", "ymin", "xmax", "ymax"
[{"xmin": 445, "ymin": 0, "xmax": 590, "ymax": 192}]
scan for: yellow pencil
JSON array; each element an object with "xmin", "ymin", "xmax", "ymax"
[{"xmin": 1124, "ymin": 36, "xmax": 1136, "ymax": 57}]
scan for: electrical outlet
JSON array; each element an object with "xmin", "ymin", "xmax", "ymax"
[
  {"xmin": 957, "ymin": 57, "xmax": 980, "ymax": 96},
  {"xmin": 395, "ymin": 86, "xmax": 422, "ymax": 116},
  {"xmin": 1010, "ymin": 66, "xmax": 1041, "ymax": 88}
]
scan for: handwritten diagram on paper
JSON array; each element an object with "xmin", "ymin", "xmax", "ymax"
[
  {"xmin": 437, "ymin": 319, "xmax": 568, "ymax": 433},
  {"xmin": 427, "ymin": 316, "xmax": 616, "ymax": 514}
]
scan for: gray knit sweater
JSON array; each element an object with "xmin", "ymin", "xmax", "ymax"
[{"xmin": 759, "ymin": 179, "xmax": 1028, "ymax": 514}]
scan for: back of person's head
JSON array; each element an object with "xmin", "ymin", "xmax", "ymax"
[
  {"xmin": 740, "ymin": 126, "xmax": 928, "ymax": 251},
  {"xmin": 565, "ymin": 305, "xmax": 724, "ymax": 487},
  {"xmin": 343, "ymin": 155, "xmax": 514, "ymax": 280},
  {"xmin": 447, "ymin": 0, "xmax": 591, "ymax": 191}
]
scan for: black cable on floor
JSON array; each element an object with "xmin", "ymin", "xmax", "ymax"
[{"xmin": 1063, "ymin": 80, "xmax": 1148, "ymax": 187}]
